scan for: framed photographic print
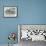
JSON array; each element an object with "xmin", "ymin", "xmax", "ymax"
[
  {"xmin": 4, "ymin": 6, "xmax": 17, "ymax": 17},
  {"xmin": 18, "ymin": 24, "xmax": 46, "ymax": 42}
]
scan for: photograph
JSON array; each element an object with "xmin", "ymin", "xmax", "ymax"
[
  {"xmin": 18, "ymin": 24, "xmax": 46, "ymax": 46},
  {"xmin": 4, "ymin": 7, "xmax": 17, "ymax": 17},
  {"xmin": 18, "ymin": 25, "xmax": 46, "ymax": 41}
]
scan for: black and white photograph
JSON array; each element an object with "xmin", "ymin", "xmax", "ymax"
[{"xmin": 18, "ymin": 25, "xmax": 46, "ymax": 46}]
